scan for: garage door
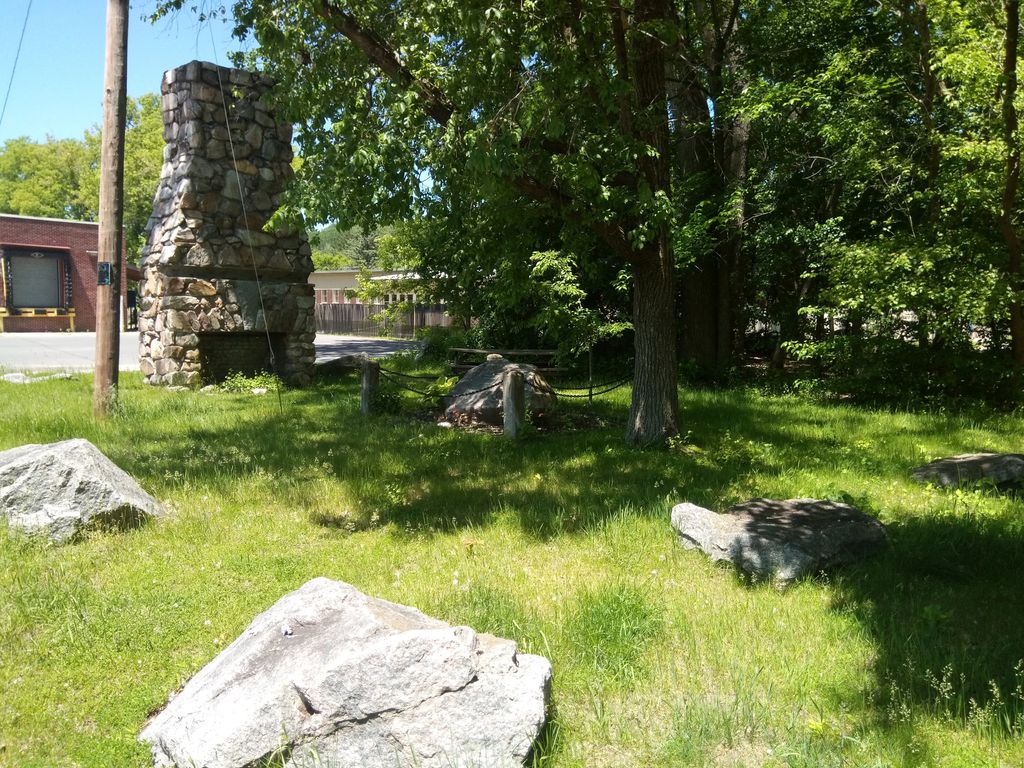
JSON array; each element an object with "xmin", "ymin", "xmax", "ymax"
[{"xmin": 10, "ymin": 253, "xmax": 61, "ymax": 308}]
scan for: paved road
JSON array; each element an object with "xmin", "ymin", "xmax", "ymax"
[{"xmin": 0, "ymin": 332, "xmax": 421, "ymax": 372}]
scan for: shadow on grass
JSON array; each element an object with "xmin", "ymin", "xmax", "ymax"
[
  {"xmin": 96, "ymin": 380, "xmax": 1021, "ymax": 546},
  {"xmin": 113, "ymin": 381, "xmax": 770, "ymax": 540},
  {"xmin": 829, "ymin": 507, "xmax": 1024, "ymax": 740}
]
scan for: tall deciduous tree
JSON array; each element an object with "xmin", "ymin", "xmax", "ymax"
[{"xmin": 0, "ymin": 137, "xmax": 92, "ymax": 220}]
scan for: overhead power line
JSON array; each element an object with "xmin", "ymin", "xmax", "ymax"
[{"xmin": 0, "ymin": 0, "xmax": 34, "ymax": 132}]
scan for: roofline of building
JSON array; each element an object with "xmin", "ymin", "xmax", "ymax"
[
  {"xmin": 0, "ymin": 213, "xmax": 100, "ymax": 227},
  {"xmin": 313, "ymin": 268, "xmax": 386, "ymax": 274},
  {"xmin": 369, "ymin": 272, "xmax": 421, "ymax": 281}
]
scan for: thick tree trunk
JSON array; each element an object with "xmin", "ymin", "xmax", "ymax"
[
  {"xmin": 627, "ymin": 0, "xmax": 679, "ymax": 444},
  {"xmin": 771, "ymin": 274, "xmax": 813, "ymax": 370},
  {"xmin": 672, "ymin": 0, "xmax": 746, "ymax": 372},
  {"xmin": 682, "ymin": 261, "xmax": 720, "ymax": 368},
  {"xmin": 722, "ymin": 113, "xmax": 749, "ymax": 359},
  {"xmin": 668, "ymin": 59, "xmax": 721, "ymax": 369},
  {"xmin": 1001, "ymin": 0, "xmax": 1024, "ymax": 376},
  {"xmin": 628, "ymin": 246, "xmax": 679, "ymax": 443}
]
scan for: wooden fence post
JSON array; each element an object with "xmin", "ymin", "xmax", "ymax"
[
  {"xmin": 361, "ymin": 355, "xmax": 379, "ymax": 416},
  {"xmin": 503, "ymin": 369, "xmax": 525, "ymax": 439},
  {"xmin": 588, "ymin": 347, "xmax": 594, "ymax": 407}
]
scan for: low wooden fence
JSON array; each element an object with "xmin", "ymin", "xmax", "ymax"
[{"xmin": 315, "ymin": 303, "xmax": 453, "ymax": 338}]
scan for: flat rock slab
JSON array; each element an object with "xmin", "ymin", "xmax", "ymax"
[
  {"xmin": 446, "ymin": 357, "xmax": 556, "ymax": 426},
  {"xmin": 0, "ymin": 438, "xmax": 163, "ymax": 543},
  {"xmin": 140, "ymin": 577, "xmax": 552, "ymax": 768},
  {"xmin": 912, "ymin": 453, "xmax": 1024, "ymax": 489},
  {"xmin": 671, "ymin": 498, "xmax": 889, "ymax": 584}
]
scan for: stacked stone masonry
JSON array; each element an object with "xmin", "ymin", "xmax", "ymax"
[{"xmin": 140, "ymin": 60, "xmax": 315, "ymax": 387}]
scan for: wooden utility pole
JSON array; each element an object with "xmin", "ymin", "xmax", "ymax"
[{"xmin": 93, "ymin": 0, "xmax": 128, "ymax": 416}]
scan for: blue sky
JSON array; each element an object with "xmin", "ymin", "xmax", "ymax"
[{"xmin": 0, "ymin": 1, "xmax": 248, "ymax": 143}]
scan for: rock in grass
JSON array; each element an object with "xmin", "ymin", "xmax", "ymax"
[
  {"xmin": 315, "ymin": 354, "xmax": 361, "ymax": 376},
  {"xmin": 140, "ymin": 578, "xmax": 552, "ymax": 768},
  {"xmin": 671, "ymin": 498, "xmax": 889, "ymax": 584},
  {"xmin": 911, "ymin": 453, "xmax": 1024, "ymax": 490},
  {"xmin": 0, "ymin": 438, "xmax": 163, "ymax": 543},
  {"xmin": 445, "ymin": 357, "xmax": 555, "ymax": 426}
]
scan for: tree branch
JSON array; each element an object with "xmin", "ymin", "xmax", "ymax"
[
  {"xmin": 611, "ymin": 1, "xmax": 634, "ymax": 136},
  {"xmin": 316, "ymin": 1, "xmax": 456, "ymax": 126},
  {"xmin": 315, "ymin": 2, "xmax": 637, "ymax": 260},
  {"xmin": 512, "ymin": 176, "xmax": 636, "ymax": 260}
]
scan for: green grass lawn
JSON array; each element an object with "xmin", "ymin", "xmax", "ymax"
[{"xmin": 1, "ymin": 369, "xmax": 1023, "ymax": 767}]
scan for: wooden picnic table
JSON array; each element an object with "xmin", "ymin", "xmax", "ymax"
[{"xmin": 448, "ymin": 347, "xmax": 566, "ymax": 376}]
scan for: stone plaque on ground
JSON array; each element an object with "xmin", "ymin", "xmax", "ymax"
[
  {"xmin": 0, "ymin": 438, "xmax": 163, "ymax": 543},
  {"xmin": 911, "ymin": 453, "xmax": 1024, "ymax": 489},
  {"xmin": 140, "ymin": 578, "xmax": 552, "ymax": 768},
  {"xmin": 445, "ymin": 356, "xmax": 556, "ymax": 426},
  {"xmin": 671, "ymin": 498, "xmax": 888, "ymax": 584}
]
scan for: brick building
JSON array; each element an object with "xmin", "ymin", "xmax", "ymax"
[{"xmin": 0, "ymin": 214, "xmax": 139, "ymax": 332}]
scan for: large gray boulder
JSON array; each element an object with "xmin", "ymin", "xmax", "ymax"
[
  {"xmin": 0, "ymin": 438, "xmax": 163, "ymax": 543},
  {"xmin": 445, "ymin": 356, "xmax": 556, "ymax": 426},
  {"xmin": 671, "ymin": 498, "xmax": 888, "ymax": 584},
  {"xmin": 912, "ymin": 452, "xmax": 1024, "ymax": 489},
  {"xmin": 140, "ymin": 578, "xmax": 552, "ymax": 768}
]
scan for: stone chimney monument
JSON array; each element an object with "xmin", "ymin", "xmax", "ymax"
[{"xmin": 139, "ymin": 61, "xmax": 315, "ymax": 387}]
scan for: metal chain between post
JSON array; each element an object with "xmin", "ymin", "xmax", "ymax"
[
  {"xmin": 530, "ymin": 376, "xmax": 633, "ymax": 398},
  {"xmin": 378, "ymin": 368, "xmax": 445, "ymax": 382}
]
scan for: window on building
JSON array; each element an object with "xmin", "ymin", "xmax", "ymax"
[
  {"xmin": 333, "ymin": 289, "xmax": 341, "ymax": 304},
  {"xmin": 6, "ymin": 250, "xmax": 66, "ymax": 309}
]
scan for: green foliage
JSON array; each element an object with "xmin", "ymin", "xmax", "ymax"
[
  {"xmin": 148, "ymin": 0, "xmax": 1024, "ymax": 413},
  {"xmin": 0, "ymin": 137, "xmax": 93, "ymax": 220},
  {"xmin": 419, "ymin": 375, "xmax": 459, "ymax": 408},
  {"xmin": 414, "ymin": 326, "xmax": 471, "ymax": 361},
  {"xmin": 530, "ymin": 250, "xmax": 631, "ymax": 357},
  {"xmin": 219, "ymin": 370, "xmax": 284, "ymax": 393},
  {"xmin": 0, "ymin": 95, "xmax": 164, "ymax": 260},
  {"xmin": 120, "ymin": 94, "xmax": 167, "ymax": 258},
  {"xmin": 309, "ymin": 223, "xmax": 393, "ymax": 271},
  {"xmin": 787, "ymin": 336, "xmax": 1016, "ymax": 407}
]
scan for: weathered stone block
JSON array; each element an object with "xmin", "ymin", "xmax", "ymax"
[
  {"xmin": 0, "ymin": 439, "xmax": 163, "ymax": 543},
  {"xmin": 237, "ymin": 228, "xmax": 274, "ymax": 248},
  {"xmin": 160, "ymin": 295, "xmax": 200, "ymax": 311},
  {"xmin": 187, "ymin": 279, "xmax": 218, "ymax": 298},
  {"xmin": 165, "ymin": 310, "xmax": 189, "ymax": 331},
  {"xmin": 185, "ymin": 244, "xmax": 213, "ymax": 266},
  {"xmin": 671, "ymin": 498, "xmax": 889, "ymax": 584},
  {"xmin": 138, "ymin": 578, "xmax": 551, "ymax": 768}
]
